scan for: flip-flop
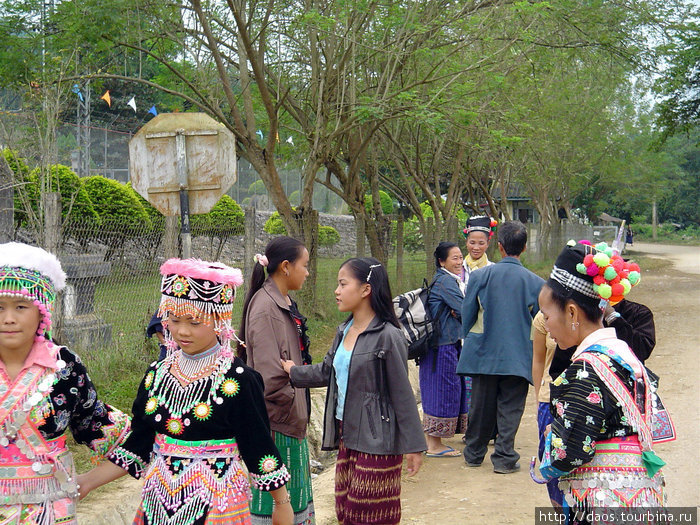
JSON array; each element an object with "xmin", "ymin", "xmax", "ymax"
[{"xmin": 425, "ymin": 446, "xmax": 461, "ymax": 458}]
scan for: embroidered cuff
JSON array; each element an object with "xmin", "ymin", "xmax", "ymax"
[
  {"xmin": 539, "ymin": 463, "xmax": 568, "ymax": 481},
  {"xmin": 108, "ymin": 446, "xmax": 148, "ymax": 479},
  {"xmin": 249, "ymin": 465, "xmax": 291, "ymax": 491},
  {"xmin": 89, "ymin": 408, "xmax": 131, "ymax": 464}
]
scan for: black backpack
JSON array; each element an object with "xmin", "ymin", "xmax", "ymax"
[{"xmin": 392, "ymin": 278, "xmax": 445, "ymax": 362}]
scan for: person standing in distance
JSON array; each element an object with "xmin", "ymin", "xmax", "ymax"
[{"xmin": 458, "ymin": 221, "xmax": 544, "ymax": 474}]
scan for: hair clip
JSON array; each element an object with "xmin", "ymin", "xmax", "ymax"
[
  {"xmin": 253, "ymin": 253, "xmax": 269, "ymax": 267},
  {"xmin": 366, "ymin": 264, "xmax": 381, "ymax": 282}
]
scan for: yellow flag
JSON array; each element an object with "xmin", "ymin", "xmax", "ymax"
[{"xmin": 101, "ymin": 90, "xmax": 112, "ymax": 107}]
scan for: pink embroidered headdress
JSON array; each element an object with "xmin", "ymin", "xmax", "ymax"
[{"xmin": 158, "ymin": 258, "xmax": 244, "ymax": 351}]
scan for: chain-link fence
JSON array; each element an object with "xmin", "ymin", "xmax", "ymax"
[{"xmin": 9, "ymin": 205, "xmax": 617, "ymax": 363}]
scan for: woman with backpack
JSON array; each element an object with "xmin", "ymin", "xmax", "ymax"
[
  {"xmin": 238, "ymin": 236, "xmax": 316, "ymax": 525},
  {"xmin": 419, "ymin": 242, "xmax": 470, "ymax": 457},
  {"xmin": 281, "ymin": 258, "xmax": 426, "ymax": 525}
]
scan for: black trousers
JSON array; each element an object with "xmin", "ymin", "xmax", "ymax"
[{"xmin": 462, "ymin": 374, "xmax": 529, "ymax": 469}]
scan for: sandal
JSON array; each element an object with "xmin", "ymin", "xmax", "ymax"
[{"xmin": 425, "ymin": 446, "xmax": 461, "ymax": 458}]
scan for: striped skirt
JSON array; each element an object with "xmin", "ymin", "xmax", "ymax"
[
  {"xmin": 335, "ymin": 440, "xmax": 403, "ymax": 525},
  {"xmin": 250, "ymin": 432, "xmax": 315, "ymax": 525},
  {"xmin": 419, "ymin": 343, "xmax": 471, "ymax": 437}
]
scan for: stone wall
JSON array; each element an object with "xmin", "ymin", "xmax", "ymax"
[{"xmin": 191, "ymin": 210, "xmax": 362, "ymax": 264}]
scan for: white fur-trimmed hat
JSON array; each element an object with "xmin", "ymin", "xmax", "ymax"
[{"xmin": 0, "ymin": 242, "xmax": 66, "ymax": 290}]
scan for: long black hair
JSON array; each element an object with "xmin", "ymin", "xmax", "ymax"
[
  {"xmin": 340, "ymin": 257, "xmax": 399, "ymax": 328},
  {"xmin": 434, "ymin": 241, "xmax": 458, "ymax": 269},
  {"xmin": 238, "ymin": 236, "xmax": 306, "ymax": 361}
]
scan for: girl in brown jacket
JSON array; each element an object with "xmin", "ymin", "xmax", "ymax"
[{"xmin": 239, "ymin": 236, "xmax": 315, "ymax": 525}]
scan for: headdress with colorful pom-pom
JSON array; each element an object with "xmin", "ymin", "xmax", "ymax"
[
  {"xmin": 0, "ymin": 242, "xmax": 66, "ymax": 343},
  {"xmin": 548, "ymin": 240, "xmax": 641, "ymax": 310},
  {"xmin": 574, "ymin": 241, "xmax": 641, "ymax": 306},
  {"xmin": 463, "ymin": 215, "xmax": 498, "ymax": 240}
]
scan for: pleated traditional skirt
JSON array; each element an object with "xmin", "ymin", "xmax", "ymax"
[
  {"xmin": 334, "ymin": 439, "xmax": 403, "ymax": 525},
  {"xmin": 250, "ymin": 432, "xmax": 315, "ymax": 525}
]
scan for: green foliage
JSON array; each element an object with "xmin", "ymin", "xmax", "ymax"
[
  {"xmin": 364, "ymin": 191, "xmax": 394, "ymax": 215},
  {"xmin": 82, "ymin": 176, "xmax": 149, "ymax": 226},
  {"xmin": 264, "ymin": 211, "xmax": 287, "ymax": 234},
  {"xmin": 27, "ymin": 165, "xmax": 100, "ymax": 224},
  {"xmin": 191, "ymin": 195, "xmax": 244, "ymax": 233},
  {"xmin": 654, "ymin": 22, "xmax": 700, "ymax": 141},
  {"xmin": 289, "ymin": 190, "xmax": 301, "ymax": 207},
  {"xmin": 318, "ymin": 225, "xmax": 340, "ymax": 247},
  {"xmin": 126, "ymin": 182, "xmax": 164, "ymax": 225},
  {"xmin": 248, "ymin": 179, "xmax": 267, "ymax": 195},
  {"xmin": 3, "ymin": 149, "xmax": 32, "ymax": 226}
]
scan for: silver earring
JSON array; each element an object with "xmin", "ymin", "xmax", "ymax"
[{"xmin": 571, "ymin": 321, "xmax": 579, "ymax": 331}]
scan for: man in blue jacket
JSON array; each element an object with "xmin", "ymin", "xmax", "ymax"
[{"xmin": 458, "ymin": 221, "xmax": 544, "ymax": 473}]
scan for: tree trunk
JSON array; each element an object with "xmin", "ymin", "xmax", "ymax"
[
  {"xmin": 652, "ymin": 199, "xmax": 658, "ymax": 240},
  {"xmin": 356, "ymin": 215, "xmax": 366, "ymax": 257},
  {"xmin": 293, "ymin": 206, "xmax": 319, "ymax": 314},
  {"xmin": 395, "ymin": 215, "xmax": 404, "ymax": 291},
  {"xmin": 43, "ymin": 192, "xmax": 61, "ymax": 255}
]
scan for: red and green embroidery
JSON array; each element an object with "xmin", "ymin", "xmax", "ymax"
[
  {"xmin": 193, "ymin": 402, "xmax": 212, "ymax": 421},
  {"xmin": 221, "ymin": 378, "xmax": 240, "ymax": 397}
]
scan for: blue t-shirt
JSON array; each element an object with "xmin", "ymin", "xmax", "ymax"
[{"xmin": 333, "ymin": 321, "xmax": 353, "ymax": 420}]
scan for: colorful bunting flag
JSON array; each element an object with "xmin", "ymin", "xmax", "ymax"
[
  {"xmin": 286, "ymin": 136, "xmax": 294, "ymax": 146},
  {"xmin": 100, "ymin": 90, "xmax": 111, "ymax": 107},
  {"xmin": 148, "ymin": 105, "xmax": 158, "ymax": 116},
  {"xmin": 256, "ymin": 130, "xmax": 264, "ymax": 140},
  {"xmin": 72, "ymin": 84, "xmax": 84, "ymax": 103},
  {"xmin": 127, "ymin": 96, "xmax": 137, "ymax": 112}
]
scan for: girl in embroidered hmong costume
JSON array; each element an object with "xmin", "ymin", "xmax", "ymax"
[
  {"xmin": 238, "ymin": 237, "xmax": 315, "ymax": 525},
  {"xmin": 537, "ymin": 241, "xmax": 675, "ymax": 524},
  {"xmin": 282, "ymin": 258, "xmax": 426, "ymax": 525},
  {"xmin": 460, "ymin": 215, "xmax": 497, "ymax": 285},
  {"xmin": 420, "ymin": 242, "xmax": 468, "ymax": 457},
  {"xmin": 0, "ymin": 242, "xmax": 130, "ymax": 525},
  {"xmin": 80, "ymin": 258, "xmax": 293, "ymax": 525}
]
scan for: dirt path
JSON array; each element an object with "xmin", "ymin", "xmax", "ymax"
[
  {"xmin": 311, "ymin": 244, "xmax": 700, "ymax": 524},
  {"xmin": 77, "ymin": 244, "xmax": 700, "ymax": 523},
  {"xmin": 629, "ymin": 243, "xmax": 700, "ymax": 275}
]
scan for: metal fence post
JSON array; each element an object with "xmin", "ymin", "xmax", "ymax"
[
  {"xmin": 0, "ymin": 159, "xmax": 14, "ymax": 243},
  {"xmin": 244, "ymin": 206, "xmax": 256, "ymax": 283}
]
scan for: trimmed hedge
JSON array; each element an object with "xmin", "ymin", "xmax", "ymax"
[
  {"xmin": 29, "ymin": 165, "xmax": 100, "ymax": 224},
  {"xmin": 83, "ymin": 176, "xmax": 150, "ymax": 227}
]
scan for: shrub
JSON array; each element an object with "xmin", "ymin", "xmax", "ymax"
[
  {"xmin": 318, "ymin": 225, "xmax": 340, "ymax": 247},
  {"xmin": 83, "ymin": 176, "xmax": 150, "ymax": 227},
  {"xmin": 191, "ymin": 195, "xmax": 244, "ymax": 233},
  {"xmin": 126, "ymin": 182, "xmax": 163, "ymax": 225},
  {"xmin": 264, "ymin": 211, "xmax": 287, "ymax": 234},
  {"xmin": 191, "ymin": 195, "xmax": 246, "ymax": 259},
  {"xmin": 28, "ymin": 165, "xmax": 100, "ymax": 224},
  {"xmin": 3, "ymin": 149, "xmax": 33, "ymax": 227},
  {"xmin": 248, "ymin": 179, "xmax": 266, "ymax": 195},
  {"xmin": 364, "ymin": 190, "xmax": 394, "ymax": 215}
]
